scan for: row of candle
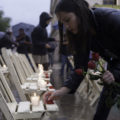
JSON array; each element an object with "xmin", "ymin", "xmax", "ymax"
[
  {"xmin": 30, "ymin": 64, "xmax": 54, "ymax": 106},
  {"xmin": 37, "ymin": 64, "xmax": 51, "ymax": 88}
]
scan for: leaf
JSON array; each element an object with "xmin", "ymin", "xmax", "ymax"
[
  {"xmin": 89, "ymin": 74, "xmax": 101, "ymax": 80},
  {"xmin": 97, "ymin": 81, "xmax": 104, "ymax": 86}
]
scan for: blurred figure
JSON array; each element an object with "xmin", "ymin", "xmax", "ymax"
[
  {"xmin": 60, "ymin": 34, "xmax": 73, "ymax": 76},
  {"xmin": 31, "ymin": 12, "xmax": 52, "ymax": 70},
  {"xmin": 47, "ymin": 38, "xmax": 57, "ymax": 68},
  {"xmin": 16, "ymin": 28, "xmax": 32, "ymax": 54},
  {"xmin": 0, "ymin": 31, "xmax": 5, "ymax": 39},
  {"xmin": 0, "ymin": 28, "xmax": 16, "ymax": 54}
]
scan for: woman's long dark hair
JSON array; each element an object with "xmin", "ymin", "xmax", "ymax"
[{"xmin": 55, "ymin": 0, "xmax": 91, "ymax": 54}]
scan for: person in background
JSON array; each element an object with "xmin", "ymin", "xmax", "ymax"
[
  {"xmin": 16, "ymin": 28, "xmax": 32, "ymax": 54},
  {"xmin": 43, "ymin": 0, "xmax": 120, "ymax": 120},
  {"xmin": 31, "ymin": 12, "xmax": 52, "ymax": 70},
  {"xmin": 60, "ymin": 34, "xmax": 73, "ymax": 78},
  {"xmin": 0, "ymin": 28, "xmax": 16, "ymax": 54},
  {"xmin": 47, "ymin": 37, "xmax": 57, "ymax": 69}
]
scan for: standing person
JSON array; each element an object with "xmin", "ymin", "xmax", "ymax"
[
  {"xmin": 43, "ymin": 0, "xmax": 120, "ymax": 120},
  {"xmin": 16, "ymin": 28, "xmax": 32, "ymax": 54},
  {"xmin": 47, "ymin": 37, "xmax": 57, "ymax": 68},
  {"xmin": 0, "ymin": 28, "xmax": 16, "ymax": 54},
  {"xmin": 31, "ymin": 12, "xmax": 52, "ymax": 70},
  {"xmin": 60, "ymin": 34, "xmax": 73, "ymax": 77}
]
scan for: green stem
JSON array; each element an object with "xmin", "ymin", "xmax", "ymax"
[{"xmin": 98, "ymin": 60, "xmax": 105, "ymax": 73}]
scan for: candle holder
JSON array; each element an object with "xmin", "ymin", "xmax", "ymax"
[{"xmin": 30, "ymin": 93, "xmax": 40, "ymax": 106}]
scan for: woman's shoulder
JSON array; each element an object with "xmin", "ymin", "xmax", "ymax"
[
  {"xmin": 91, "ymin": 7, "xmax": 120, "ymax": 28},
  {"xmin": 92, "ymin": 7, "xmax": 120, "ymax": 17}
]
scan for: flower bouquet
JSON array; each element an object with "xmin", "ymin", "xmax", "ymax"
[{"xmin": 75, "ymin": 52, "xmax": 120, "ymax": 108}]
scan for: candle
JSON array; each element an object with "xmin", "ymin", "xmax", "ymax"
[
  {"xmin": 38, "ymin": 79, "xmax": 47, "ymax": 88},
  {"xmin": 3, "ymin": 65, "xmax": 7, "ymax": 68},
  {"xmin": 30, "ymin": 93, "xmax": 40, "ymax": 106},
  {"xmin": 38, "ymin": 64, "xmax": 44, "ymax": 75}
]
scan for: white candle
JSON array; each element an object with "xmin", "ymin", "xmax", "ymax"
[
  {"xmin": 38, "ymin": 64, "xmax": 44, "ymax": 75},
  {"xmin": 30, "ymin": 93, "xmax": 40, "ymax": 106},
  {"xmin": 3, "ymin": 65, "xmax": 7, "ymax": 68},
  {"xmin": 38, "ymin": 79, "xmax": 47, "ymax": 88}
]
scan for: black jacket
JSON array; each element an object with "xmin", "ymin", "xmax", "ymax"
[
  {"xmin": 64, "ymin": 8, "xmax": 120, "ymax": 93},
  {"xmin": 31, "ymin": 12, "xmax": 51, "ymax": 55},
  {"xmin": 47, "ymin": 38, "xmax": 57, "ymax": 53},
  {"xmin": 16, "ymin": 35, "xmax": 31, "ymax": 53},
  {"xmin": 0, "ymin": 34, "xmax": 15, "ymax": 54}
]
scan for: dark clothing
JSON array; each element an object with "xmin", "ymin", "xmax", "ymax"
[
  {"xmin": 64, "ymin": 7, "xmax": 120, "ymax": 93},
  {"xmin": 60, "ymin": 40, "xmax": 73, "ymax": 76},
  {"xmin": 47, "ymin": 38, "xmax": 57, "ymax": 67},
  {"xmin": 60, "ymin": 39, "xmax": 72, "ymax": 56},
  {"xmin": 16, "ymin": 35, "xmax": 31, "ymax": 53},
  {"xmin": 93, "ymin": 64, "xmax": 120, "ymax": 120},
  {"xmin": 40, "ymin": 12, "xmax": 52, "ymax": 28},
  {"xmin": 93, "ymin": 87, "xmax": 111, "ymax": 120},
  {"xmin": 31, "ymin": 12, "xmax": 51, "ymax": 55},
  {"xmin": 31, "ymin": 26, "xmax": 48, "ymax": 55},
  {"xmin": 60, "ymin": 43, "xmax": 69, "ymax": 56},
  {"xmin": 0, "ymin": 35, "xmax": 13, "ymax": 49},
  {"xmin": 60, "ymin": 54, "xmax": 73, "ymax": 75},
  {"xmin": 0, "ymin": 34, "xmax": 16, "ymax": 54},
  {"xmin": 47, "ymin": 38, "xmax": 57, "ymax": 53},
  {"xmin": 63, "ymin": 7, "xmax": 120, "ymax": 120}
]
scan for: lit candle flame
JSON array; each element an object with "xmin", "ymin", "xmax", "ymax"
[
  {"xmin": 3, "ymin": 65, "xmax": 7, "ymax": 68},
  {"xmin": 33, "ymin": 92, "xmax": 37, "ymax": 96}
]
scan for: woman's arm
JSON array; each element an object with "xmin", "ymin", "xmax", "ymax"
[{"xmin": 43, "ymin": 87, "xmax": 70, "ymax": 103}]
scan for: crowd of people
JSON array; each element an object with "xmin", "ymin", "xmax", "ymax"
[
  {"xmin": 0, "ymin": 0, "xmax": 120, "ymax": 119},
  {"xmin": 0, "ymin": 12, "xmax": 58, "ymax": 70},
  {"xmin": 0, "ymin": 10, "xmax": 72, "ymax": 74}
]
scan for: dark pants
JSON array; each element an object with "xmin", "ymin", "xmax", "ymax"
[
  {"xmin": 93, "ymin": 87, "xmax": 117, "ymax": 120},
  {"xmin": 48, "ymin": 52, "xmax": 54, "ymax": 67},
  {"xmin": 61, "ymin": 54, "xmax": 73, "ymax": 75},
  {"xmin": 43, "ymin": 63, "xmax": 49, "ymax": 71}
]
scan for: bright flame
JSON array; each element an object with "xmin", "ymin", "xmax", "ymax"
[
  {"xmin": 33, "ymin": 93, "xmax": 37, "ymax": 96},
  {"xmin": 3, "ymin": 65, "xmax": 7, "ymax": 68}
]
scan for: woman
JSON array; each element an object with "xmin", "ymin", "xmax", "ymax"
[{"xmin": 43, "ymin": 0, "xmax": 120, "ymax": 119}]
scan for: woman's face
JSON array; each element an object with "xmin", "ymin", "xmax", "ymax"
[{"xmin": 57, "ymin": 12, "xmax": 79, "ymax": 34}]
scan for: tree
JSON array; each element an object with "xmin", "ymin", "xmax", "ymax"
[{"xmin": 0, "ymin": 10, "xmax": 11, "ymax": 32}]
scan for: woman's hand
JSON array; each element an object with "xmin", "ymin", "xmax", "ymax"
[
  {"xmin": 43, "ymin": 90, "xmax": 62, "ymax": 104},
  {"xmin": 43, "ymin": 87, "xmax": 70, "ymax": 104},
  {"xmin": 102, "ymin": 70, "xmax": 115, "ymax": 84}
]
